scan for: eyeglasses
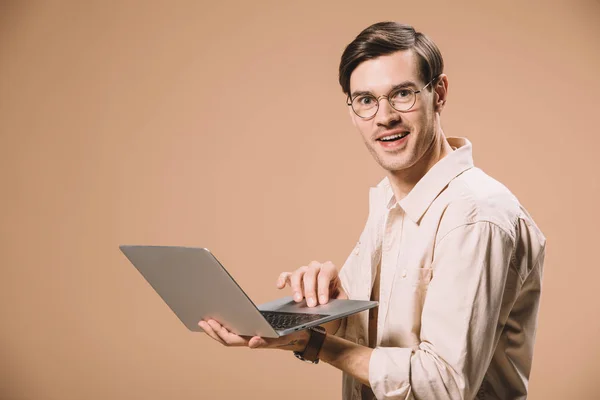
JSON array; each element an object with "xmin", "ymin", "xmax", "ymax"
[{"xmin": 347, "ymin": 77, "xmax": 437, "ymax": 119}]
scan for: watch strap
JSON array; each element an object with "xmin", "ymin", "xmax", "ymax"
[{"xmin": 294, "ymin": 326, "xmax": 326, "ymax": 363}]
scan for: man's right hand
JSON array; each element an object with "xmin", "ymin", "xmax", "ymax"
[{"xmin": 276, "ymin": 261, "xmax": 347, "ymax": 307}]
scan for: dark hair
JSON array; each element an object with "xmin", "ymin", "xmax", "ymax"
[{"xmin": 339, "ymin": 22, "xmax": 444, "ymax": 96}]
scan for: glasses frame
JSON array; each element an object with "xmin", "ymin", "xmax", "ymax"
[{"xmin": 347, "ymin": 76, "xmax": 438, "ymax": 119}]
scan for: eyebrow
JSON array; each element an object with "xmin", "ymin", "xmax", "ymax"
[{"xmin": 350, "ymin": 80, "xmax": 419, "ymax": 99}]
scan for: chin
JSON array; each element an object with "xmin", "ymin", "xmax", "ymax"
[
  {"xmin": 379, "ymin": 156, "xmax": 408, "ymax": 171},
  {"xmin": 381, "ymin": 162, "xmax": 408, "ymax": 172}
]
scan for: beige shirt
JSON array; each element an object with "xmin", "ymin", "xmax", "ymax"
[{"xmin": 335, "ymin": 137, "xmax": 546, "ymax": 400}]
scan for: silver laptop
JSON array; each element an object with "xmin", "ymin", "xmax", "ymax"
[{"xmin": 119, "ymin": 245, "xmax": 377, "ymax": 338}]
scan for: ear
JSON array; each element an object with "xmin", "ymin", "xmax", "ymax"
[{"xmin": 433, "ymin": 74, "xmax": 449, "ymax": 113}]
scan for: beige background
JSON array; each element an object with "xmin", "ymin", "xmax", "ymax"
[{"xmin": 1, "ymin": 1, "xmax": 599, "ymax": 399}]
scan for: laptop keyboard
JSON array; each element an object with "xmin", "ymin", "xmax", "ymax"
[{"xmin": 260, "ymin": 311, "xmax": 328, "ymax": 330}]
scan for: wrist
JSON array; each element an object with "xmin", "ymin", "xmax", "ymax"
[
  {"xmin": 294, "ymin": 330, "xmax": 311, "ymax": 352},
  {"xmin": 293, "ymin": 326, "xmax": 327, "ymax": 363}
]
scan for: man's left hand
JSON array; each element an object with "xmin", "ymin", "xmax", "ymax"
[{"xmin": 198, "ymin": 319, "xmax": 310, "ymax": 351}]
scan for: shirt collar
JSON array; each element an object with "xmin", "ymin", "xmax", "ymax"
[{"xmin": 380, "ymin": 137, "xmax": 475, "ymax": 223}]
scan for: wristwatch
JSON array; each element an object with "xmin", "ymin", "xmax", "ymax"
[{"xmin": 294, "ymin": 326, "xmax": 327, "ymax": 364}]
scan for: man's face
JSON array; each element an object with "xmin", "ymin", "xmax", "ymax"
[{"xmin": 348, "ymin": 50, "xmax": 439, "ymax": 173}]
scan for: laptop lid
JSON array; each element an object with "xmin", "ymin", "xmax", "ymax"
[{"xmin": 120, "ymin": 245, "xmax": 280, "ymax": 338}]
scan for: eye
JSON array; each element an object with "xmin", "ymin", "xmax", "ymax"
[
  {"xmin": 354, "ymin": 95, "xmax": 377, "ymax": 107},
  {"xmin": 390, "ymin": 89, "xmax": 414, "ymax": 104},
  {"xmin": 358, "ymin": 96, "xmax": 373, "ymax": 105}
]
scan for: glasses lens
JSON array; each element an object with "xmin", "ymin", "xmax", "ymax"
[
  {"xmin": 352, "ymin": 95, "xmax": 378, "ymax": 118},
  {"xmin": 390, "ymin": 89, "xmax": 416, "ymax": 112}
]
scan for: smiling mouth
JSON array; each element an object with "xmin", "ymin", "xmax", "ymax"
[{"xmin": 377, "ymin": 132, "xmax": 410, "ymax": 142}]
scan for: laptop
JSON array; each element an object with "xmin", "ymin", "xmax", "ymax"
[{"xmin": 119, "ymin": 245, "xmax": 377, "ymax": 338}]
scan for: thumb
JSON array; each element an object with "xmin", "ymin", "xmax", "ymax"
[{"xmin": 248, "ymin": 336, "xmax": 268, "ymax": 349}]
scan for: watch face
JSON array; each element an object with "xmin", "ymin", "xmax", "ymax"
[
  {"xmin": 310, "ymin": 326, "xmax": 326, "ymax": 334},
  {"xmin": 294, "ymin": 351, "xmax": 318, "ymax": 364}
]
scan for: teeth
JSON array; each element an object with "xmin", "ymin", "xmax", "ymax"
[{"xmin": 380, "ymin": 133, "xmax": 407, "ymax": 141}]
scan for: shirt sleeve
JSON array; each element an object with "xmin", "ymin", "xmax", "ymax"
[
  {"xmin": 332, "ymin": 246, "xmax": 357, "ymax": 338},
  {"xmin": 369, "ymin": 221, "xmax": 518, "ymax": 400},
  {"xmin": 334, "ymin": 219, "xmax": 372, "ymax": 338},
  {"xmin": 331, "ymin": 275, "xmax": 351, "ymax": 337}
]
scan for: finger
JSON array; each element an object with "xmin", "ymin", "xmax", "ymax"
[
  {"xmin": 329, "ymin": 279, "xmax": 340, "ymax": 299},
  {"xmin": 207, "ymin": 320, "xmax": 248, "ymax": 346},
  {"xmin": 276, "ymin": 272, "xmax": 292, "ymax": 289},
  {"xmin": 207, "ymin": 319, "xmax": 248, "ymax": 347},
  {"xmin": 303, "ymin": 265, "xmax": 320, "ymax": 307},
  {"xmin": 317, "ymin": 261, "xmax": 337, "ymax": 304},
  {"xmin": 290, "ymin": 267, "xmax": 308, "ymax": 302},
  {"xmin": 199, "ymin": 320, "xmax": 227, "ymax": 345},
  {"xmin": 248, "ymin": 336, "xmax": 269, "ymax": 349}
]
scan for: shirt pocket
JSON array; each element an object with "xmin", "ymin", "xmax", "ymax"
[
  {"xmin": 394, "ymin": 267, "xmax": 433, "ymax": 313},
  {"xmin": 406, "ymin": 267, "xmax": 433, "ymax": 288},
  {"xmin": 384, "ymin": 267, "xmax": 433, "ymax": 346}
]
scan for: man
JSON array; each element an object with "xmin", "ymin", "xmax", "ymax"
[{"xmin": 199, "ymin": 21, "xmax": 546, "ymax": 400}]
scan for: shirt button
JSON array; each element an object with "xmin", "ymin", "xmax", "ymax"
[
  {"xmin": 358, "ymin": 338, "xmax": 365, "ymax": 345},
  {"xmin": 401, "ymin": 269, "xmax": 407, "ymax": 278},
  {"xmin": 354, "ymin": 247, "xmax": 360, "ymax": 255}
]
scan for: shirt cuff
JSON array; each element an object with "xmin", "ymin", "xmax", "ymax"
[{"xmin": 369, "ymin": 347, "xmax": 414, "ymax": 399}]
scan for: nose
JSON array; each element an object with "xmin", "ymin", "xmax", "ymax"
[{"xmin": 375, "ymin": 96, "xmax": 401, "ymax": 127}]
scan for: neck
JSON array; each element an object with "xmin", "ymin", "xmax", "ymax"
[{"xmin": 387, "ymin": 129, "xmax": 453, "ymax": 201}]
